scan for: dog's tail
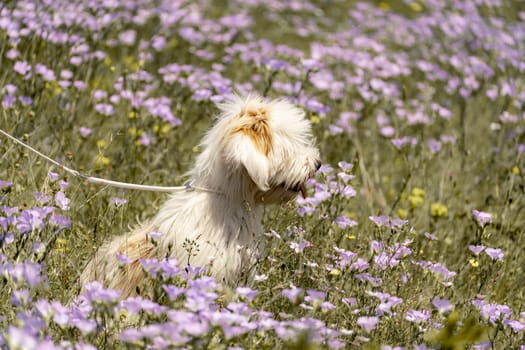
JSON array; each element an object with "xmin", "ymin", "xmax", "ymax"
[{"xmin": 78, "ymin": 222, "xmax": 157, "ymax": 299}]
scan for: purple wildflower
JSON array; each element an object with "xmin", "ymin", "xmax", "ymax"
[
  {"xmin": 468, "ymin": 245, "xmax": 486, "ymax": 255},
  {"xmin": 235, "ymin": 287, "xmax": 258, "ymax": 301},
  {"xmin": 367, "ymin": 291, "xmax": 403, "ymax": 316},
  {"xmin": 115, "ymin": 252, "xmax": 133, "ymax": 264},
  {"xmin": 357, "ymin": 316, "xmax": 379, "ymax": 332},
  {"xmin": 4, "ymin": 84, "xmax": 17, "ymax": 95},
  {"xmin": 137, "ymin": 133, "xmax": 152, "ymax": 146},
  {"xmin": 475, "ymin": 300, "xmax": 512, "ymax": 324},
  {"xmin": 334, "ymin": 246, "xmax": 356, "ymax": 268},
  {"xmin": 192, "ymin": 89, "xmax": 212, "ymax": 101},
  {"xmin": 472, "ymin": 209, "xmax": 492, "ymax": 226},
  {"xmin": 391, "ymin": 136, "xmax": 418, "ymax": 149},
  {"xmin": 289, "ymin": 240, "xmax": 311, "ymax": 253},
  {"xmin": 110, "ymin": 197, "xmax": 127, "ymax": 208},
  {"xmin": 2, "ymin": 95, "xmax": 16, "ymax": 108},
  {"xmin": 369, "ymin": 215, "xmax": 408, "ymax": 228},
  {"xmin": 338, "ymin": 161, "xmax": 353, "ymax": 171},
  {"xmin": 120, "ymin": 297, "xmax": 167, "ymax": 315},
  {"xmin": 350, "ymin": 258, "xmax": 369, "ymax": 271},
  {"xmin": 334, "ymin": 216, "xmax": 358, "ymax": 229},
  {"xmin": 17, "ymin": 209, "xmax": 45, "ymax": 234},
  {"xmin": 81, "ymin": 281, "xmax": 121, "ymax": 304},
  {"xmin": 92, "ymin": 90, "xmax": 108, "ymax": 100},
  {"xmin": 163, "ymin": 285, "xmax": 186, "ymax": 299},
  {"xmin": 48, "ymin": 171, "xmax": 59, "ymax": 181},
  {"xmin": 485, "ymin": 247, "xmax": 504, "ymax": 261},
  {"xmin": 54, "ymin": 192, "xmax": 70, "ymax": 210},
  {"xmin": 49, "ymin": 214, "xmax": 71, "ymax": 230},
  {"xmin": 0, "ymin": 261, "xmax": 44, "ymax": 287},
  {"xmin": 6, "ymin": 48, "xmax": 18, "ymax": 60},
  {"xmin": 337, "ymin": 172, "xmax": 355, "ymax": 182},
  {"xmin": 506, "ymin": 320, "xmax": 525, "ymax": 333},
  {"xmin": 380, "ymin": 125, "xmax": 395, "ymax": 137},
  {"xmin": 342, "ymin": 297, "xmax": 357, "ymax": 307},
  {"xmin": 405, "ymin": 309, "xmax": 431, "ymax": 323},
  {"xmin": 282, "ymin": 287, "xmax": 304, "ymax": 303},
  {"xmin": 34, "ymin": 192, "xmax": 52, "ymax": 204},
  {"xmin": 95, "ymin": 103, "xmax": 115, "ymax": 116},
  {"xmin": 305, "ymin": 290, "xmax": 326, "ymax": 303},
  {"xmin": 13, "ymin": 61, "xmax": 31, "ymax": 76},
  {"xmin": 432, "ymin": 297, "xmax": 453, "ymax": 313},
  {"xmin": 18, "ymin": 96, "xmax": 32, "ymax": 106},
  {"xmin": 79, "ymin": 127, "xmax": 93, "ymax": 137},
  {"xmin": 427, "ymin": 139, "xmax": 442, "ymax": 153},
  {"xmin": 119, "ymin": 30, "xmax": 137, "ymax": 45},
  {"xmin": 355, "ymin": 273, "xmax": 382, "ymax": 287}
]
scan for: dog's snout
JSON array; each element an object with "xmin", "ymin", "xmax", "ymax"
[{"xmin": 314, "ymin": 160, "xmax": 322, "ymax": 171}]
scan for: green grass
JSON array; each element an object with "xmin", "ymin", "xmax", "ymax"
[{"xmin": 1, "ymin": 0, "xmax": 525, "ymax": 348}]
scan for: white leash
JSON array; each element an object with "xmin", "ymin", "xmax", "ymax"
[{"xmin": 0, "ymin": 128, "xmax": 220, "ymax": 194}]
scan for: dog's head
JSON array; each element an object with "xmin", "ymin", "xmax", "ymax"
[{"xmin": 210, "ymin": 95, "xmax": 321, "ymax": 203}]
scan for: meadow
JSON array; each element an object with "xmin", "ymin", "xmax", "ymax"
[{"xmin": 1, "ymin": 0, "xmax": 525, "ymax": 348}]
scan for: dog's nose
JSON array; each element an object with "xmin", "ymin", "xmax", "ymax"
[{"xmin": 315, "ymin": 160, "xmax": 322, "ymax": 171}]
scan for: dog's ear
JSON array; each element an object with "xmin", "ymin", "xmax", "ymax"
[{"xmin": 229, "ymin": 108, "xmax": 273, "ymax": 192}]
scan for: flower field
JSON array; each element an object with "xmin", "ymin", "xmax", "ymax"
[{"xmin": 1, "ymin": 0, "xmax": 525, "ymax": 348}]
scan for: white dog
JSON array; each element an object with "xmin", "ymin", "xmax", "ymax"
[{"xmin": 80, "ymin": 95, "xmax": 321, "ymax": 297}]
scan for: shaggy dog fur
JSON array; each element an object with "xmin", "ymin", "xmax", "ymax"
[{"xmin": 80, "ymin": 95, "xmax": 321, "ymax": 297}]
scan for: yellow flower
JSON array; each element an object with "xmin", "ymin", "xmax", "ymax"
[
  {"xmin": 310, "ymin": 115, "xmax": 321, "ymax": 124},
  {"xmin": 409, "ymin": 187, "xmax": 425, "ymax": 209},
  {"xmin": 397, "ymin": 208, "xmax": 408, "ymax": 219},
  {"xmin": 329, "ymin": 268, "xmax": 341, "ymax": 276},
  {"xmin": 388, "ymin": 188, "xmax": 396, "ymax": 198},
  {"xmin": 56, "ymin": 238, "xmax": 68, "ymax": 246},
  {"xmin": 409, "ymin": 195, "xmax": 424, "ymax": 209},
  {"xmin": 431, "ymin": 202, "xmax": 448, "ymax": 218},
  {"xmin": 119, "ymin": 309, "xmax": 129, "ymax": 322},
  {"xmin": 345, "ymin": 234, "xmax": 356, "ymax": 240},
  {"xmin": 96, "ymin": 155, "xmax": 111, "ymax": 167},
  {"xmin": 125, "ymin": 56, "xmax": 138, "ymax": 70},
  {"xmin": 469, "ymin": 258, "xmax": 479, "ymax": 267},
  {"xmin": 409, "ymin": 2, "xmax": 423, "ymax": 12},
  {"xmin": 46, "ymin": 81, "xmax": 63, "ymax": 95},
  {"xmin": 54, "ymin": 238, "xmax": 68, "ymax": 253},
  {"xmin": 412, "ymin": 187, "xmax": 426, "ymax": 197},
  {"xmin": 161, "ymin": 124, "xmax": 172, "ymax": 134},
  {"xmin": 512, "ymin": 166, "xmax": 520, "ymax": 175},
  {"xmin": 192, "ymin": 146, "xmax": 201, "ymax": 153},
  {"xmin": 128, "ymin": 111, "xmax": 136, "ymax": 119},
  {"xmin": 379, "ymin": 2, "xmax": 390, "ymax": 11},
  {"xmin": 96, "ymin": 140, "xmax": 108, "ymax": 149},
  {"xmin": 128, "ymin": 127, "xmax": 140, "ymax": 137}
]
